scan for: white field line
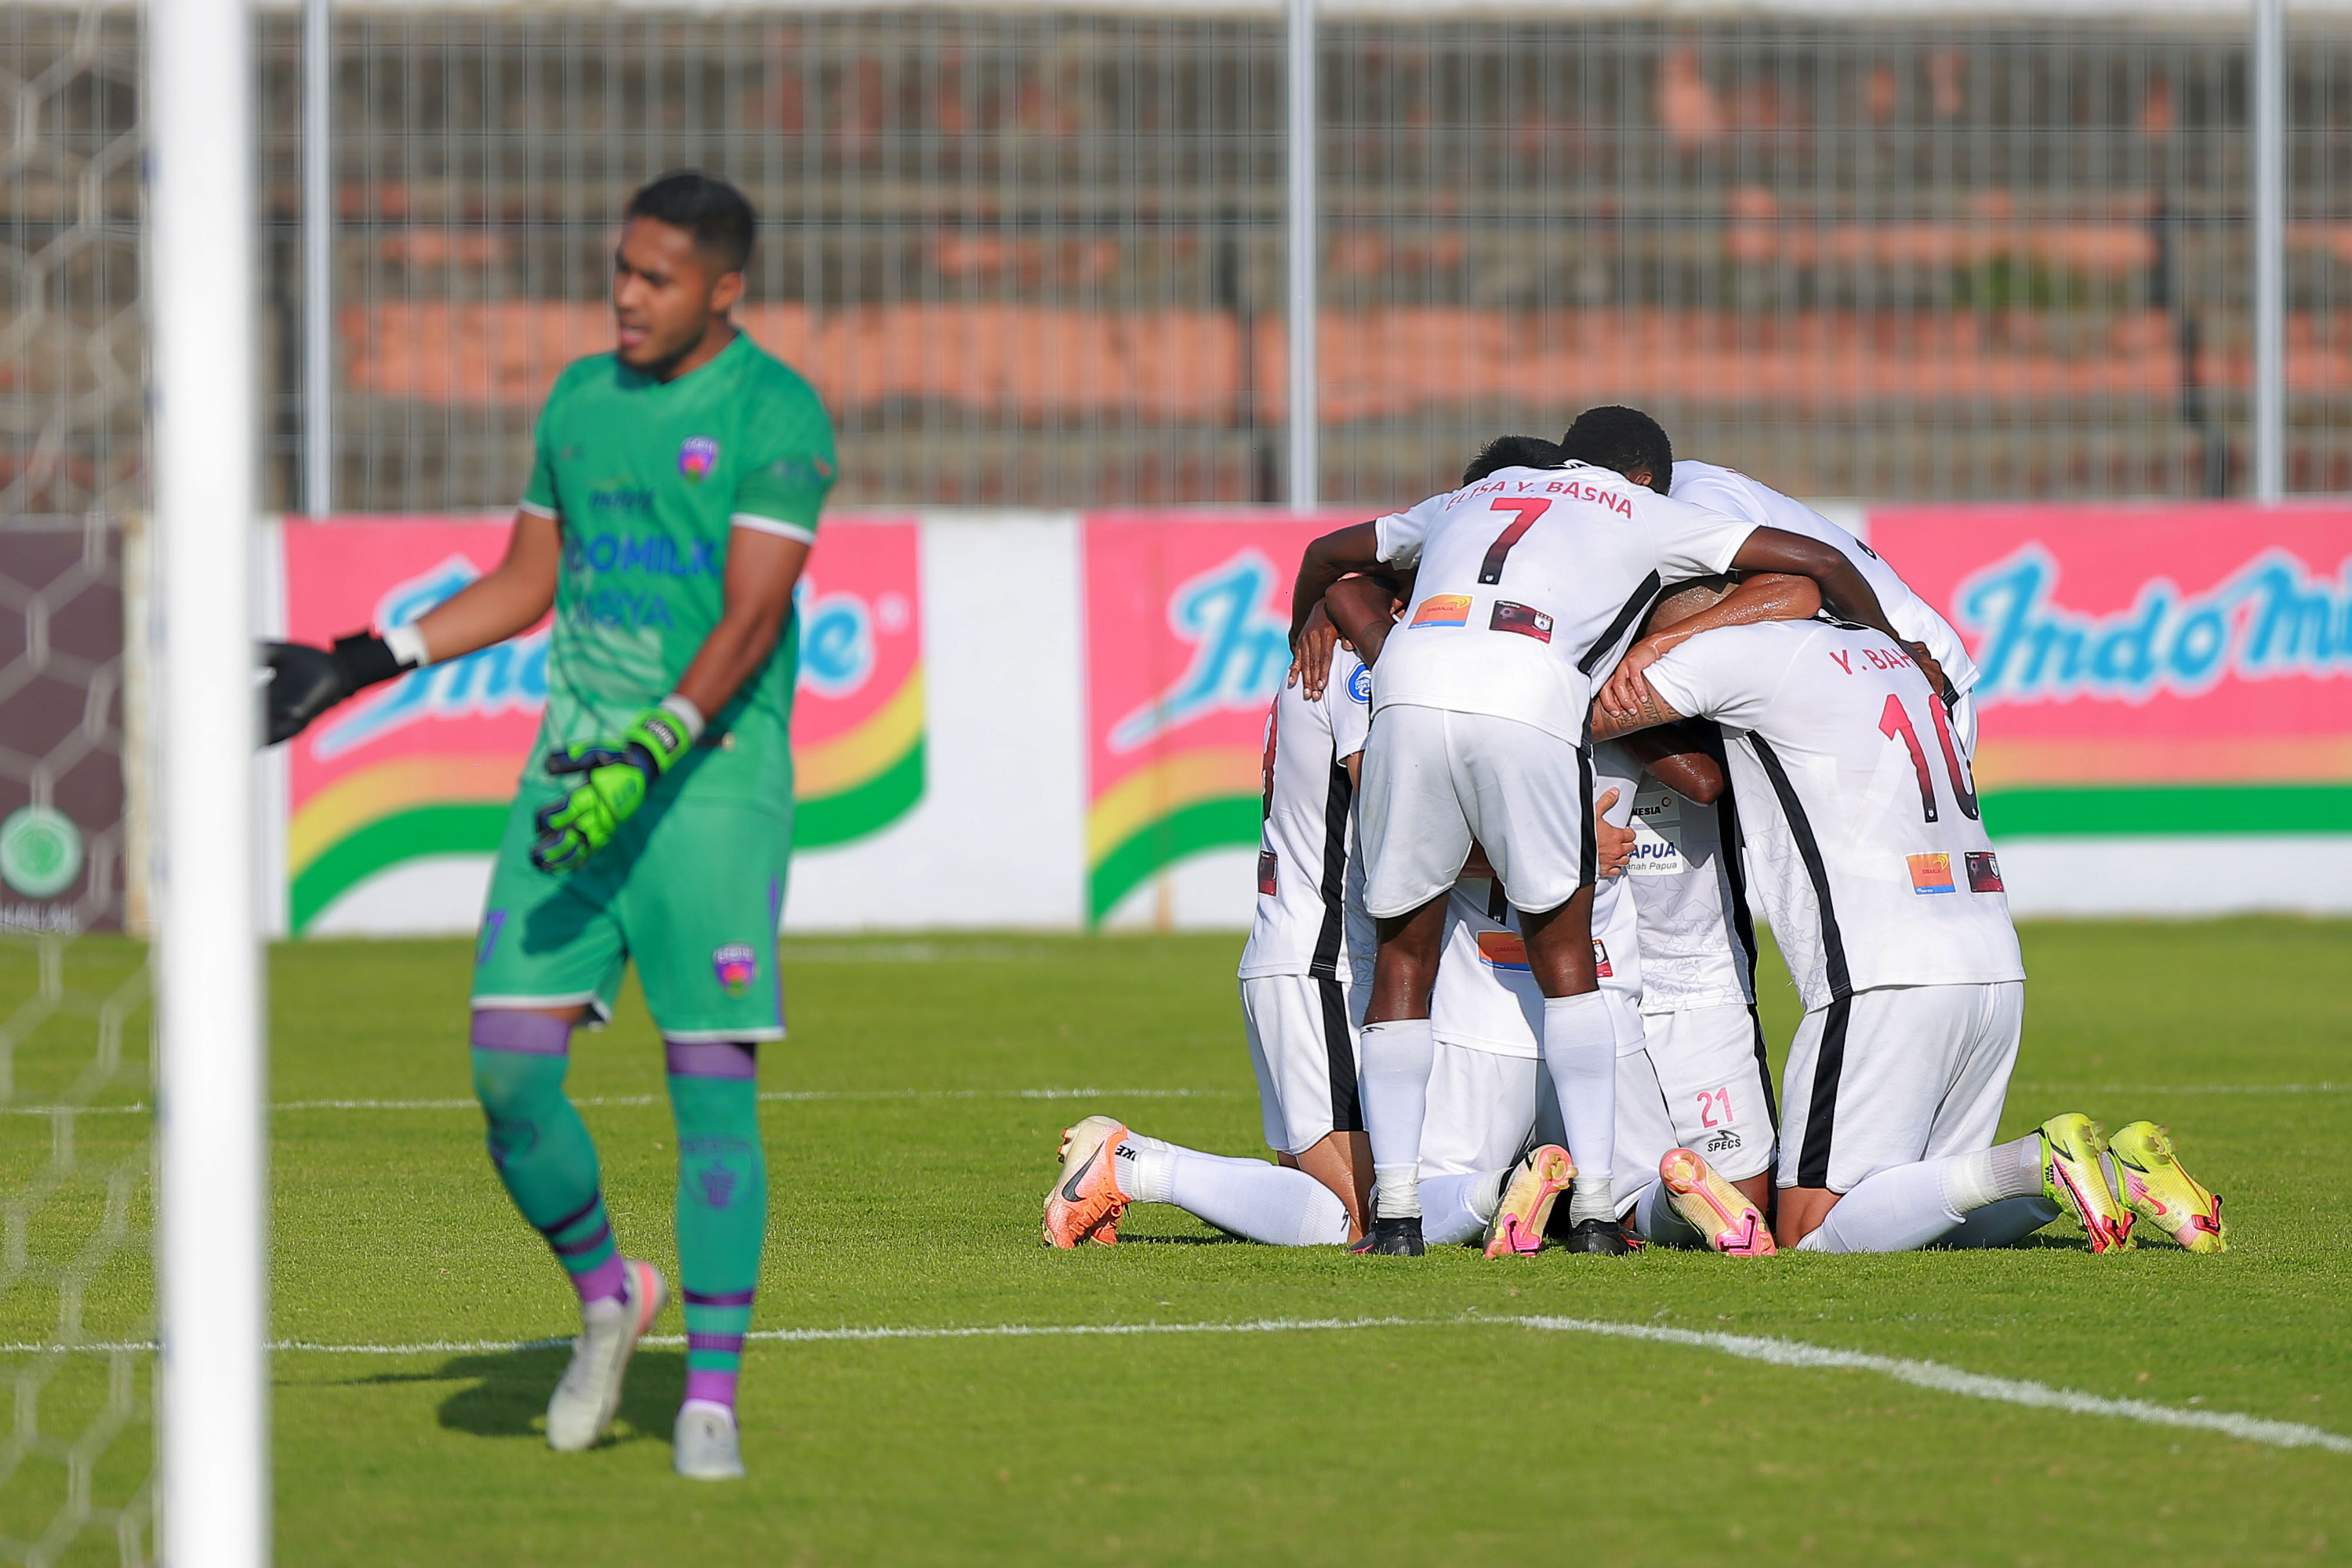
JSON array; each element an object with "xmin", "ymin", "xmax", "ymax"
[
  {"xmin": 13, "ymin": 1081, "xmax": 2343, "ymax": 1119},
  {"xmin": 8, "ymin": 1315, "xmax": 2343, "ymax": 1456},
  {"xmin": 0, "ymin": 1087, "xmax": 1244, "ymax": 1117}
]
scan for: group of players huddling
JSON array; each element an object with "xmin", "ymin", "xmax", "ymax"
[{"xmin": 1047, "ymin": 408, "xmax": 2231, "ymax": 1265}]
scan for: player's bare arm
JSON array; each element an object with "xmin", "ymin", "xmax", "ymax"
[
  {"xmin": 1597, "ymin": 572, "xmax": 1819, "ymax": 719},
  {"xmin": 1323, "ymin": 572, "xmax": 1407, "ymax": 670},
  {"xmin": 260, "ymin": 505, "xmax": 564, "ymax": 746},
  {"xmin": 1730, "ymin": 526, "xmax": 1954, "ymax": 701},
  {"xmin": 1620, "ymin": 724, "xmax": 1725, "ymax": 804},
  {"xmin": 673, "ymin": 528, "xmax": 811, "ymax": 720},
  {"xmin": 1289, "ymin": 521, "xmax": 1383, "ymax": 647},
  {"xmin": 1586, "ymin": 672, "xmax": 1689, "ymax": 742},
  {"xmin": 1288, "ymin": 601, "xmax": 1340, "ymax": 698}
]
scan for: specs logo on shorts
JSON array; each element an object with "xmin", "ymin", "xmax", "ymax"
[
  {"xmin": 1706, "ymin": 1129, "xmax": 1744, "ymax": 1154},
  {"xmin": 1488, "ymin": 601, "xmax": 1553, "ymax": 644},
  {"xmin": 1907, "ymin": 852, "xmax": 1957, "ymax": 894},
  {"xmin": 1411, "ymin": 594, "xmax": 1472, "ymax": 629},
  {"xmin": 712, "ymin": 942, "xmax": 759, "ymax": 996},
  {"xmin": 1475, "ymin": 931, "xmax": 1530, "ymax": 972},
  {"xmin": 1347, "ymin": 662, "xmax": 1374, "ymax": 704},
  {"xmin": 1965, "ymin": 851, "xmax": 2005, "ymax": 893},
  {"xmin": 678, "ymin": 436, "xmax": 720, "ymax": 484}
]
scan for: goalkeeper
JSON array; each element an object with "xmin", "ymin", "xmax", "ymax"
[{"xmin": 264, "ymin": 172, "xmax": 833, "ymax": 1483}]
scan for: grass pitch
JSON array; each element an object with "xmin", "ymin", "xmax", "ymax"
[{"xmin": 5, "ymin": 920, "xmax": 2352, "ymax": 1565}]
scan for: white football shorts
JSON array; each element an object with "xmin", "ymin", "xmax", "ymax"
[
  {"xmin": 1612, "ymin": 1047, "xmax": 1682, "ymax": 1214},
  {"xmin": 1359, "ymin": 705, "xmax": 1592, "ymax": 919},
  {"xmin": 1418, "ymin": 1040, "xmax": 1556, "ymax": 1178},
  {"xmin": 1240, "ymin": 973, "xmax": 1363, "ymax": 1156},
  {"xmin": 1642, "ymin": 1001, "xmax": 1776, "ymax": 1183},
  {"xmin": 1777, "ymin": 980, "xmax": 2024, "ymax": 1194}
]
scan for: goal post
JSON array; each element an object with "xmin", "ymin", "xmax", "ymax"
[{"xmin": 148, "ymin": 0, "xmax": 269, "ymax": 1560}]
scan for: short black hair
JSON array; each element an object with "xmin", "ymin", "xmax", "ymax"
[
  {"xmin": 1461, "ymin": 434, "xmax": 1563, "ymax": 487},
  {"xmin": 625, "ymin": 170, "xmax": 756, "ymax": 274},
  {"xmin": 1559, "ymin": 406, "xmax": 1674, "ymax": 494}
]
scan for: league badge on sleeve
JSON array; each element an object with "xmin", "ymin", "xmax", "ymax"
[
  {"xmin": 1347, "ymin": 662, "xmax": 1374, "ymax": 704},
  {"xmin": 712, "ymin": 942, "xmax": 759, "ymax": 996},
  {"xmin": 678, "ymin": 436, "xmax": 720, "ymax": 485},
  {"xmin": 1965, "ymin": 851, "xmax": 2005, "ymax": 893}
]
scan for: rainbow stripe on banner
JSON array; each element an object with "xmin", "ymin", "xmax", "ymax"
[
  {"xmin": 281, "ymin": 517, "xmax": 924, "ymax": 935},
  {"xmin": 1081, "ymin": 514, "xmax": 1352, "ymax": 924}
]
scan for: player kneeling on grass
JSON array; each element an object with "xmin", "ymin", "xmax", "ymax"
[
  {"xmin": 263, "ymin": 172, "xmax": 839, "ymax": 1476},
  {"xmin": 1047, "ymin": 591, "xmax": 1381, "ymax": 1249},
  {"xmin": 1588, "ymin": 579, "xmax": 2227, "ymax": 1254}
]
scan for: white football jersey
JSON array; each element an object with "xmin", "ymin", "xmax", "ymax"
[
  {"xmin": 1668, "ymin": 461, "xmax": 1980, "ymax": 701},
  {"xmin": 1642, "ymin": 621, "xmax": 2024, "ymax": 1012},
  {"xmin": 1239, "ymin": 646, "xmax": 1374, "ymax": 981},
  {"xmin": 1626, "ymin": 739, "xmax": 1759, "ymax": 1014},
  {"xmin": 1373, "ymin": 464, "xmax": 1755, "ymax": 746},
  {"xmin": 1429, "ymin": 742, "xmax": 1646, "ymax": 1058}
]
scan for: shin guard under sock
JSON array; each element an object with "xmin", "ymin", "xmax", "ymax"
[
  {"xmin": 668, "ymin": 1040, "xmax": 768, "ymax": 1410},
  {"xmin": 470, "ymin": 1011, "xmax": 623, "ymax": 1305}
]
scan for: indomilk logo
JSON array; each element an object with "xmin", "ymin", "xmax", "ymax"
[
  {"xmin": 1109, "ymin": 550, "xmax": 1292, "ymax": 753},
  {"xmin": 1957, "ymin": 545, "xmax": 2352, "ymax": 707},
  {"xmin": 314, "ymin": 557, "xmax": 549, "ymax": 758}
]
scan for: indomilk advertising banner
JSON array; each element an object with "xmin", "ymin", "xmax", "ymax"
[
  {"xmin": 266, "ymin": 503, "xmax": 2352, "ymax": 933},
  {"xmin": 277, "ymin": 516, "xmax": 927, "ymax": 935}
]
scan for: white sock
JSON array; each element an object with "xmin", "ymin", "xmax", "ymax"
[
  {"xmin": 680, "ymin": 1398, "xmax": 735, "ymax": 1425},
  {"xmin": 1794, "ymin": 1157, "xmax": 1960, "ymax": 1253},
  {"xmin": 1114, "ymin": 1138, "xmax": 1176, "ymax": 1203},
  {"xmin": 1420, "ymin": 1166, "xmax": 1512, "ymax": 1247},
  {"xmin": 1162, "ymin": 1149, "xmax": 1352, "ymax": 1246},
  {"xmin": 1359, "ymin": 1019, "xmax": 1435, "ymax": 1219},
  {"xmin": 1933, "ymin": 1196, "xmax": 2063, "ymax": 1249},
  {"xmin": 1541, "ymin": 993, "xmax": 1617, "ymax": 1223},
  {"xmin": 582, "ymin": 1293, "xmax": 628, "ymax": 1327}
]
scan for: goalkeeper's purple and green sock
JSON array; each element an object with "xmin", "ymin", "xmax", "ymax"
[
  {"xmin": 667, "ymin": 1040, "xmax": 768, "ymax": 1413},
  {"xmin": 470, "ymin": 1011, "xmax": 626, "ymax": 1308}
]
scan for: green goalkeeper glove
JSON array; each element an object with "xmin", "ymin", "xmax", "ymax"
[{"xmin": 528, "ymin": 703, "xmax": 697, "ymax": 873}]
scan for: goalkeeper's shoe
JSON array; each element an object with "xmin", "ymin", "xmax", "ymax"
[
  {"xmin": 2108, "ymin": 1120, "xmax": 2227, "ymax": 1254},
  {"xmin": 546, "ymin": 1259, "xmax": 666, "ymax": 1452},
  {"xmin": 1658, "ymin": 1147, "xmax": 1777, "ymax": 1257},
  {"xmin": 530, "ymin": 705, "xmax": 696, "ymax": 872},
  {"xmin": 673, "ymin": 1402, "xmax": 746, "ymax": 1482},
  {"xmin": 1348, "ymin": 1216, "xmax": 1426, "ymax": 1256},
  {"xmin": 1044, "ymin": 1115, "xmax": 1130, "ymax": 1248},
  {"xmin": 1483, "ymin": 1145, "xmax": 1574, "ymax": 1258},
  {"xmin": 2038, "ymin": 1113, "xmax": 2136, "ymax": 1254}
]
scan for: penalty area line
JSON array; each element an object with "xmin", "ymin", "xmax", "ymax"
[{"xmin": 14, "ymin": 1316, "xmax": 2343, "ymax": 1457}]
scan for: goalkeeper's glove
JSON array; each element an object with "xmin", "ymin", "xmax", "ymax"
[
  {"xmin": 528, "ymin": 702, "xmax": 699, "ymax": 873},
  {"xmin": 260, "ymin": 630, "xmax": 421, "ymax": 746}
]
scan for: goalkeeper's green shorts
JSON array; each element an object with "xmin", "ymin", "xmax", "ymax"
[{"xmin": 470, "ymin": 783, "xmax": 793, "ymax": 1042}]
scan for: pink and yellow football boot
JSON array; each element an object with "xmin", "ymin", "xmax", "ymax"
[
  {"xmin": 1658, "ymin": 1148, "xmax": 1776, "ymax": 1257},
  {"xmin": 2108, "ymin": 1120, "xmax": 2227, "ymax": 1254},
  {"xmin": 1044, "ymin": 1115, "xmax": 1131, "ymax": 1248},
  {"xmin": 1482, "ymin": 1145, "xmax": 1575, "ymax": 1258},
  {"xmin": 2038, "ymin": 1112, "xmax": 2136, "ymax": 1254}
]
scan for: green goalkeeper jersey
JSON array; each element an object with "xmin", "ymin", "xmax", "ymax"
[{"xmin": 520, "ymin": 331, "xmax": 837, "ymax": 812}]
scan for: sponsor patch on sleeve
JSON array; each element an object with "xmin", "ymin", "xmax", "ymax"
[
  {"xmin": 1488, "ymin": 601, "xmax": 1554, "ymax": 643},
  {"xmin": 1965, "ymin": 851, "xmax": 2005, "ymax": 893},
  {"xmin": 1411, "ymin": 594, "xmax": 1472, "ymax": 628},
  {"xmin": 1592, "ymin": 938, "xmax": 1613, "ymax": 978},
  {"xmin": 1258, "ymin": 849, "xmax": 1279, "ymax": 896},
  {"xmin": 1907, "ymin": 852, "xmax": 1956, "ymax": 895}
]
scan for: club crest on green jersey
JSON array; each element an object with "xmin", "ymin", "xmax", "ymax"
[{"xmin": 678, "ymin": 436, "xmax": 720, "ymax": 484}]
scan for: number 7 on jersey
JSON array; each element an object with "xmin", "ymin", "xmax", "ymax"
[{"xmin": 1479, "ymin": 498, "xmax": 1552, "ymax": 586}]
